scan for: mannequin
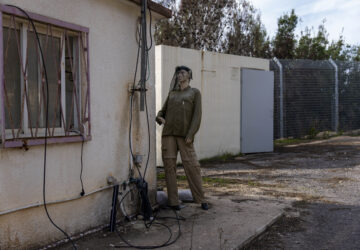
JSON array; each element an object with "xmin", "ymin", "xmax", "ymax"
[{"xmin": 156, "ymin": 66, "xmax": 208, "ymax": 211}]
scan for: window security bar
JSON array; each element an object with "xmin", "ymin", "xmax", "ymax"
[{"xmin": 0, "ymin": 6, "xmax": 91, "ymax": 148}]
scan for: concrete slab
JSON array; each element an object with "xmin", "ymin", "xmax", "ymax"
[{"xmin": 53, "ymin": 195, "xmax": 286, "ymax": 250}]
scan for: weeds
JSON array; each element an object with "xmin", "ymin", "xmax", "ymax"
[
  {"xmin": 199, "ymin": 152, "xmax": 243, "ymax": 163},
  {"xmin": 274, "ymin": 138, "xmax": 307, "ymax": 146},
  {"xmin": 157, "ymin": 173, "xmax": 259, "ymax": 187}
]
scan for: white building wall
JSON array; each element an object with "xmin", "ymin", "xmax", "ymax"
[
  {"xmin": 155, "ymin": 45, "xmax": 269, "ymax": 165},
  {"xmin": 0, "ymin": 0, "xmax": 160, "ymax": 248}
]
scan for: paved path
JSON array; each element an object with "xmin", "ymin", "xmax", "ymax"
[{"xmin": 54, "ymin": 196, "xmax": 286, "ymax": 250}]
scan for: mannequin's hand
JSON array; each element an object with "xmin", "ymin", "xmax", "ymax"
[
  {"xmin": 185, "ymin": 137, "xmax": 192, "ymax": 144},
  {"xmin": 156, "ymin": 117, "xmax": 166, "ymax": 125},
  {"xmin": 159, "ymin": 117, "xmax": 165, "ymax": 124}
]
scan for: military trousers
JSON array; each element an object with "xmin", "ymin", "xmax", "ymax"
[{"xmin": 161, "ymin": 136, "xmax": 205, "ymax": 206}]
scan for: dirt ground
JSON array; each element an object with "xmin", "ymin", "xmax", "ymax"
[
  {"xmin": 54, "ymin": 136, "xmax": 360, "ymax": 250},
  {"xmin": 159, "ymin": 136, "xmax": 360, "ymax": 204},
  {"xmin": 158, "ymin": 135, "xmax": 360, "ymax": 249}
]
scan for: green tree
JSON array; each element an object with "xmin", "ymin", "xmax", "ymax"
[
  {"xmin": 155, "ymin": 0, "xmax": 233, "ymax": 51},
  {"xmin": 155, "ymin": 2, "xmax": 359, "ymax": 62},
  {"xmin": 224, "ymin": 0, "xmax": 271, "ymax": 58},
  {"xmin": 295, "ymin": 21, "xmax": 328, "ymax": 60},
  {"xmin": 154, "ymin": 0, "xmax": 270, "ymax": 57},
  {"xmin": 349, "ymin": 45, "xmax": 360, "ymax": 61},
  {"xmin": 295, "ymin": 21, "xmax": 354, "ymax": 61},
  {"xmin": 273, "ymin": 9, "xmax": 298, "ymax": 59},
  {"xmin": 326, "ymin": 36, "xmax": 348, "ymax": 60},
  {"xmin": 353, "ymin": 45, "xmax": 360, "ymax": 62},
  {"xmin": 295, "ymin": 27, "xmax": 312, "ymax": 59}
]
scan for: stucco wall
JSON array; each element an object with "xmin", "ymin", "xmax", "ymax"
[
  {"xmin": 155, "ymin": 45, "xmax": 269, "ymax": 165},
  {"xmin": 0, "ymin": 0, "xmax": 159, "ymax": 248}
]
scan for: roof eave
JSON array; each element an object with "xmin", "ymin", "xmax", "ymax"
[{"xmin": 128, "ymin": 0, "xmax": 172, "ymax": 18}]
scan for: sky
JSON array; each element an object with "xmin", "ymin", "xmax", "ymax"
[{"xmin": 250, "ymin": 0, "xmax": 360, "ymax": 45}]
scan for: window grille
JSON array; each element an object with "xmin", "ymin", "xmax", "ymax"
[{"xmin": 0, "ymin": 5, "xmax": 91, "ymax": 148}]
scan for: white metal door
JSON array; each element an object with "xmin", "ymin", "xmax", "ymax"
[{"xmin": 241, "ymin": 69, "xmax": 274, "ymax": 153}]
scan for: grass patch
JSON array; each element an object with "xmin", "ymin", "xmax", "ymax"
[
  {"xmin": 158, "ymin": 173, "xmax": 236, "ymax": 185},
  {"xmin": 199, "ymin": 152, "xmax": 243, "ymax": 163},
  {"xmin": 274, "ymin": 138, "xmax": 308, "ymax": 146},
  {"xmin": 247, "ymin": 180, "xmax": 259, "ymax": 186},
  {"xmin": 157, "ymin": 172, "xmax": 187, "ymax": 181},
  {"xmin": 157, "ymin": 172, "xmax": 165, "ymax": 180},
  {"xmin": 274, "ymin": 130, "xmax": 354, "ymax": 147},
  {"xmin": 158, "ymin": 173, "xmax": 262, "ymax": 188},
  {"xmin": 202, "ymin": 176, "xmax": 237, "ymax": 185}
]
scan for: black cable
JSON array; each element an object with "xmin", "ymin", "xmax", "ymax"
[
  {"xmin": 5, "ymin": 5, "xmax": 77, "ymax": 249},
  {"xmin": 142, "ymin": 89, "xmax": 151, "ymax": 179},
  {"xmin": 135, "ymin": 19, "xmax": 142, "ymax": 46},
  {"xmin": 144, "ymin": 209, "xmax": 159, "ymax": 228},
  {"xmin": 80, "ymin": 133, "xmax": 85, "ymax": 196},
  {"xmin": 143, "ymin": 209, "xmax": 185, "ymax": 227},
  {"xmin": 141, "ymin": 2, "xmax": 152, "ymax": 180},
  {"xmin": 115, "ymin": 222, "xmax": 172, "ymax": 249},
  {"xmin": 68, "ymin": 129, "xmax": 86, "ymax": 196},
  {"xmin": 154, "ymin": 215, "xmax": 186, "ymax": 221},
  {"xmin": 129, "ymin": 18, "xmax": 144, "ymax": 180},
  {"xmin": 116, "ymin": 1, "xmax": 182, "ymax": 249},
  {"xmin": 146, "ymin": 4, "xmax": 153, "ymax": 51},
  {"xmin": 129, "ymin": 2, "xmax": 151, "ymax": 180},
  {"xmin": 119, "ymin": 186, "xmax": 138, "ymax": 220},
  {"xmin": 114, "ymin": 209, "xmax": 181, "ymax": 249}
]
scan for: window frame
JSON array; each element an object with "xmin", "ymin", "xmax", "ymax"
[
  {"xmin": 0, "ymin": 4, "xmax": 91, "ymax": 148},
  {"xmin": 3, "ymin": 19, "xmax": 66, "ymax": 138}
]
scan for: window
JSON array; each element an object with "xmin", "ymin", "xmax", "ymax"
[{"xmin": 0, "ymin": 7, "xmax": 91, "ymax": 147}]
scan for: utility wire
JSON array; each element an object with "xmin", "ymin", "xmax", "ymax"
[
  {"xmin": 142, "ymin": 3, "xmax": 152, "ymax": 181},
  {"xmin": 114, "ymin": 209, "xmax": 181, "ymax": 249},
  {"xmin": 5, "ymin": 5, "xmax": 78, "ymax": 250},
  {"xmin": 116, "ymin": 3, "xmax": 182, "ymax": 249},
  {"xmin": 129, "ymin": 19, "xmax": 143, "ymax": 180}
]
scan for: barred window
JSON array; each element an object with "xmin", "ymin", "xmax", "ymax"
[{"xmin": 0, "ymin": 7, "xmax": 91, "ymax": 148}]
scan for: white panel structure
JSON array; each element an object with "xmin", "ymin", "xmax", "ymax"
[{"xmin": 156, "ymin": 45, "xmax": 270, "ymax": 164}]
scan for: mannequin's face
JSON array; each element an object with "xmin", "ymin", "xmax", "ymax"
[{"xmin": 177, "ymin": 69, "xmax": 190, "ymax": 83}]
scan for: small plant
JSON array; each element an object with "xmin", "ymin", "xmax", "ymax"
[
  {"xmin": 308, "ymin": 127, "xmax": 318, "ymax": 139},
  {"xmin": 337, "ymin": 130, "xmax": 344, "ymax": 136},
  {"xmin": 157, "ymin": 172, "xmax": 165, "ymax": 180},
  {"xmin": 322, "ymin": 131, "xmax": 330, "ymax": 139},
  {"xmin": 247, "ymin": 180, "xmax": 259, "ymax": 186},
  {"xmin": 199, "ymin": 152, "xmax": 243, "ymax": 163},
  {"xmin": 157, "ymin": 173, "xmax": 187, "ymax": 181},
  {"xmin": 274, "ymin": 138, "xmax": 304, "ymax": 146}
]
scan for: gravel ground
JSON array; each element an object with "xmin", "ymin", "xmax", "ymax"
[
  {"xmin": 197, "ymin": 136, "xmax": 360, "ymax": 205},
  {"xmin": 158, "ymin": 136, "xmax": 360, "ymax": 249}
]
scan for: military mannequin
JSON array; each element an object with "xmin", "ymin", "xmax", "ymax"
[{"xmin": 156, "ymin": 66, "xmax": 208, "ymax": 210}]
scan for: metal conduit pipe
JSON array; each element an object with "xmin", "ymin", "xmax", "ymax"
[{"xmin": 0, "ymin": 185, "xmax": 115, "ymax": 216}]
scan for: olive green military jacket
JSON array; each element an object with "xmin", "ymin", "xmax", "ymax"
[{"xmin": 156, "ymin": 86, "xmax": 201, "ymax": 141}]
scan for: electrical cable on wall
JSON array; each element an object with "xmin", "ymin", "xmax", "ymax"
[
  {"xmin": 79, "ymin": 134, "xmax": 85, "ymax": 196},
  {"xmin": 71, "ymin": 129, "xmax": 86, "ymax": 196},
  {"xmin": 5, "ymin": 5, "xmax": 78, "ymax": 250},
  {"xmin": 114, "ymin": 2, "xmax": 182, "ymax": 248},
  {"xmin": 5, "ymin": 3, "xmax": 179, "ymax": 249}
]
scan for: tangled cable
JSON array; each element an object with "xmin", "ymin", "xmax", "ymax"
[{"xmin": 118, "ymin": 3, "xmax": 183, "ymax": 249}]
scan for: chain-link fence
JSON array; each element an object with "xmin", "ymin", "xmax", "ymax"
[{"xmin": 271, "ymin": 59, "xmax": 360, "ymax": 139}]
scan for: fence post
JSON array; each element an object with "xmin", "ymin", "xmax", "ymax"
[
  {"xmin": 329, "ymin": 58, "xmax": 339, "ymax": 132},
  {"xmin": 273, "ymin": 57, "xmax": 284, "ymax": 138}
]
